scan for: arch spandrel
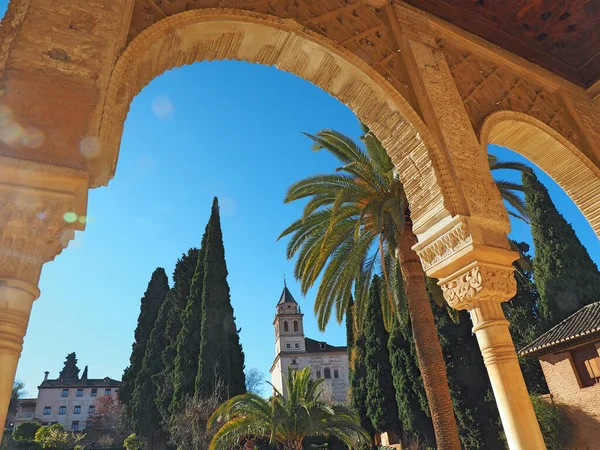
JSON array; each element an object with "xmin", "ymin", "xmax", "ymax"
[
  {"xmin": 97, "ymin": 9, "xmax": 463, "ymax": 235},
  {"xmin": 481, "ymin": 111, "xmax": 600, "ymax": 238}
]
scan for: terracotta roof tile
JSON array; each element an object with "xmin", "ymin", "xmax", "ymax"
[{"xmin": 519, "ymin": 302, "xmax": 600, "ymax": 357}]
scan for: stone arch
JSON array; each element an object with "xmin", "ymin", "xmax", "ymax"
[
  {"xmin": 283, "ymin": 321, "xmax": 289, "ymax": 332},
  {"xmin": 481, "ymin": 111, "xmax": 600, "ymax": 237},
  {"xmin": 96, "ymin": 8, "xmax": 465, "ymax": 236}
]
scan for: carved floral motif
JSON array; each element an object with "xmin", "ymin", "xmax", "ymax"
[
  {"xmin": 441, "ymin": 265, "xmax": 516, "ymax": 311},
  {"xmin": 0, "ymin": 191, "xmax": 76, "ymax": 283},
  {"xmin": 416, "ymin": 220, "xmax": 472, "ymax": 270}
]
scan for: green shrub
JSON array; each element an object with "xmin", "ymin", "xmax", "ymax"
[
  {"xmin": 123, "ymin": 434, "xmax": 143, "ymax": 450},
  {"xmin": 13, "ymin": 422, "xmax": 40, "ymax": 444},
  {"xmin": 531, "ymin": 396, "xmax": 574, "ymax": 450},
  {"xmin": 73, "ymin": 445, "xmax": 85, "ymax": 450}
]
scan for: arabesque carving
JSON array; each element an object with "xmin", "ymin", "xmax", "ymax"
[
  {"xmin": 437, "ymin": 36, "xmax": 584, "ymax": 149},
  {"xmin": 440, "ymin": 264, "xmax": 516, "ymax": 311},
  {"xmin": 0, "ymin": 190, "xmax": 77, "ymax": 284},
  {"xmin": 416, "ymin": 220, "xmax": 472, "ymax": 271}
]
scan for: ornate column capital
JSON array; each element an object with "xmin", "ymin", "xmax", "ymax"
[
  {"xmin": 439, "ymin": 263, "xmax": 517, "ymax": 311},
  {"xmin": 0, "ymin": 161, "xmax": 88, "ymax": 294}
]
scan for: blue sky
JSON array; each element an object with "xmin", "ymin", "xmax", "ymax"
[{"xmin": 6, "ymin": 6, "xmax": 599, "ymax": 396}]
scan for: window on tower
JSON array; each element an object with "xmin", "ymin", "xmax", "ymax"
[
  {"xmin": 284, "ymin": 321, "xmax": 289, "ymax": 332},
  {"xmin": 286, "ymin": 343, "xmax": 291, "ymax": 349},
  {"xmin": 324, "ymin": 368, "xmax": 331, "ymax": 379},
  {"xmin": 293, "ymin": 321, "xmax": 298, "ymax": 332},
  {"xmin": 294, "ymin": 342, "xmax": 300, "ymax": 349}
]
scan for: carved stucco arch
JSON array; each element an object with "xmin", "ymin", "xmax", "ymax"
[
  {"xmin": 96, "ymin": 8, "xmax": 466, "ymax": 236},
  {"xmin": 481, "ymin": 111, "xmax": 600, "ymax": 237}
]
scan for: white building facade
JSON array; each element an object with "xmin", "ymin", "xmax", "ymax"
[
  {"xmin": 33, "ymin": 369, "xmax": 120, "ymax": 431},
  {"xmin": 269, "ymin": 286, "xmax": 350, "ymax": 402}
]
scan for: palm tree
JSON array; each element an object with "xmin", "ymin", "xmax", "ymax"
[
  {"xmin": 207, "ymin": 366, "xmax": 368, "ymax": 450},
  {"xmin": 279, "ymin": 125, "xmax": 531, "ymax": 450}
]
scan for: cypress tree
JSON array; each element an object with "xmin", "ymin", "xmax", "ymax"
[
  {"xmin": 120, "ymin": 268, "xmax": 169, "ymax": 415},
  {"xmin": 170, "ymin": 233, "xmax": 209, "ymax": 414},
  {"xmin": 131, "ymin": 288, "xmax": 172, "ymax": 449},
  {"xmin": 58, "ymin": 353, "xmax": 80, "ymax": 381},
  {"xmin": 346, "ymin": 299, "xmax": 374, "ymax": 442},
  {"xmin": 388, "ymin": 318, "xmax": 435, "ymax": 446},
  {"xmin": 502, "ymin": 242, "xmax": 548, "ymax": 394},
  {"xmin": 363, "ymin": 275, "xmax": 402, "ymax": 437},
  {"xmin": 195, "ymin": 197, "xmax": 246, "ymax": 399},
  {"xmin": 523, "ymin": 171, "xmax": 600, "ymax": 328},
  {"xmin": 154, "ymin": 248, "xmax": 199, "ymax": 424},
  {"xmin": 433, "ymin": 305, "xmax": 504, "ymax": 449}
]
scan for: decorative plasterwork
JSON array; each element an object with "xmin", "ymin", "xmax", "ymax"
[
  {"xmin": 0, "ymin": 189, "xmax": 77, "ymax": 284},
  {"xmin": 437, "ymin": 36, "xmax": 584, "ymax": 149},
  {"xmin": 416, "ymin": 220, "xmax": 472, "ymax": 271},
  {"xmin": 440, "ymin": 264, "xmax": 516, "ymax": 311}
]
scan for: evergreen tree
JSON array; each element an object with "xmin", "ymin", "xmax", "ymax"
[
  {"xmin": 523, "ymin": 171, "xmax": 600, "ymax": 328},
  {"xmin": 388, "ymin": 318, "xmax": 435, "ymax": 446},
  {"xmin": 433, "ymin": 305, "xmax": 504, "ymax": 449},
  {"xmin": 154, "ymin": 248, "xmax": 199, "ymax": 424},
  {"xmin": 170, "ymin": 235, "xmax": 209, "ymax": 415},
  {"xmin": 363, "ymin": 275, "xmax": 402, "ymax": 437},
  {"xmin": 502, "ymin": 242, "xmax": 548, "ymax": 394},
  {"xmin": 346, "ymin": 299, "xmax": 374, "ymax": 443},
  {"xmin": 59, "ymin": 352, "xmax": 80, "ymax": 381},
  {"xmin": 196, "ymin": 197, "xmax": 245, "ymax": 399},
  {"xmin": 120, "ymin": 268, "xmax": 169, "ymax": 417},
  {"xmin": 131, "ymin": 284, "xmax": 172, "ymax": 449}
]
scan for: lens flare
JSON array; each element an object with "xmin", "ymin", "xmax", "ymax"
[
  {"xmin": 63, "ymin": 212, "xmax": 78, "ymax": 223},
  {"xmin": 79, "ymin": 136, "xmax": 101, "ymax": 158},
  {"xmin": 0, "ymin": 121, "xmax": 23, "ymax": 146},
  {"xmin": 21, "ymin": 127, "xmax": 45, "ymax": 148}
]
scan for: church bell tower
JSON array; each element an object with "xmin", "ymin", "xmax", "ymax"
[{"xmin": 274, "ymin": 284, "xmax": 305, "ymax": 354}]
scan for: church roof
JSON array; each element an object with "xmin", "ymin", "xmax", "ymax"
[
  {"xmin": 304, "ymin": 338, "xmax": 346, "ymax": 353},
  {"xmin": 39, "ymin": 377, "xmax": 121, "ymax": 389},
  {"xmin": 277, "ymin": 285, "xmax": 298, "ymax": 306}
]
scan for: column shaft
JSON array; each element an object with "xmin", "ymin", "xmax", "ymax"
[{"xmin": 470, "ymin": 300, "xmax": 546, "ymax": 450}]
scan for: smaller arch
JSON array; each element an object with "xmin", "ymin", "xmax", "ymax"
[
  {"xmin": 481, "ymin": 111, "xmax": 600, "ymax": 238},
  {"xmin": 283, "ymin": 321, "xmax": 288, "ymax": 332},
  {"xmin": 293, "ymin": 320, "xmax": 298, "ymax": 332}
]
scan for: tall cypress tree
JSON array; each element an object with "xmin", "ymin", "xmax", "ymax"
[
  {"xmin": 363, "ymin": 275, "xmax": 402, "ymax": 437},
  {"xmin": 388, "ymin": 318, "xmax": 435, "ymax": 446},
  {"xmin": 195, "ymin": 197, "xmax": 245, "ymax": 399},
  {"xmin": 59, "ymin": 353, "xmax": 80, "ymax": 381},
  {"xmin": 346, "ymin": 299, "xmax": 374, "ymax": 442},
  {"xmin": 170, "ymin": 234, "xmax": 209, "ymax": 415},
  {"xmin": 523, "ymin": 171, "xmax": 600, "ymax": 328},
  {"xmin": 154, "ymin": 248, "xmax": 199, "ymax": 424},
  {"xmin": 120, "ymin": 268, "xmax": 169, "ymax": 416},
  {"xmin": 131, "ymin": 288, "xmax": 172, "ymax": 449},
  {"xmin": 502, "ymin": 242, "xmax": 548, "ymax": 394}
]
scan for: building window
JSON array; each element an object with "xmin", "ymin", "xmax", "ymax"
[
  {"xmin": 294, "ymin": 342, "xmax": 300, "ymax": 349},
  {"xmin": 316, "ymin": 370, "xmax": 321, "ymax": 379},
  {"xmin": 293, "ymin": 321, "xmax": 298, "ymax": 332},
  {"xmin": 74, "ymin": 406, "xmax": 81, "ymax": 414},
  {"xmin": 105, "ymin": 388, "xmax": 112, "ymax": 396},
  {"xmin": 59, "ymin": 406, "xmax": 66, "ymax": 415},
  {"xmin": 334, "ymin": 369, "xmax": 339, "ymax": 379},
  {"xmin": 571, "ymin": 344, "xmax": 600, "ymax": 388},
  {"xmin": 292, "ymin": 359, "xmax": 297, "ymax": 365},
  {"xmin": 86, "ymin": 420, "xmax": 92, "ymax": 429},
  {"xmin": 72, "ymin": 421, "xmax": 79, "ymax": 432},
  {"xmin": 324, "ymin": 368, "xmax": 331, "ymax": 379},
  {"xmin": 91, "ymin": 388, "xmax": 97, "ymax": 397},
  {"xmin": 62, "ymin": 389, "xmax": 69, "ymax": 397},
  {"xmin": 41, "ymin": 422, "xmax": 48, "ymax": 426},
  {"xmin": 284, "ymin": 321, "xmax": 289, "ymax": 332},
  {"xmin": 76, "ymin": 389, "xmax": 83, "ymax": 397},
  {"xmin": 88, "ymin": 406, "xmax": 95, "ymax": 414},
  {"xmin": 43, "ymin": 407, "xmax": 51, "ymax": 415},
  {"xmin": 286, "ymin": 343, "xmax": 291, "ymax": 349}
]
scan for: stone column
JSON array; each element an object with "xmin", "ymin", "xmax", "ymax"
[
  {"xmin": 0, "ymin": 160, "xmax": 87, "ymax": 440},
  {"xmin": 439, "ymin": 262, "xmax": 546, "ymax": 450}
]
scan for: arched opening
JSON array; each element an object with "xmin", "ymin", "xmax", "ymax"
[
  {"xmin": 481, "ymin": 111, "xmax": 600, "ymax": 238},
  {"xmin": 95, "ymin": 9, "xmax": 462, "ymax": 236},
  {"xmin": 283, "ymin": 321, "xmax": 289, "ymax": 333},
  {"xmin": 293, "ymin": 321, "xmax": 298, "ymax": 332}
]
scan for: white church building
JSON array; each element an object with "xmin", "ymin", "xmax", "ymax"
[{"xmin": 269, "ymin": 285, "xmax": 350, "ymax": 403}]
